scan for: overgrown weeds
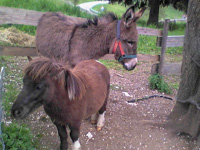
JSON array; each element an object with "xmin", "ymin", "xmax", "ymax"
[{"xmin": 149, "ymin": 74, "xmax": 172, "ymax": 94}]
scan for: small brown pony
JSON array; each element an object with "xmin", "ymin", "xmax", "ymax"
[
  {"xmin": 11, "ymin": 57, "xmax": 110, "ymax": 150},
  {"xmin": 36, "ymin": 6, "xmax": 146, "ymax": 70}
]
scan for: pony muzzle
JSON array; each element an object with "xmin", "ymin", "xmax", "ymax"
[
  {"xmin": 123, "ymin": 57, "xmax": 138, "ymax": 71},
  {"xmin": 12, "ymin": 108, "xmax": 23, "ymax": 118},
  {"xmin": 11, "ymin": 106, "xmax": 28, "ymax": 119}
]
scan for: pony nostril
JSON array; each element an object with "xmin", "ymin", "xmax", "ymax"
[
  {"xmin": 131, "ymin": 65, "xmax": 137, "ymax": 70},
  {"xmin": 123, "ymin": 64, "xmax": 130, "ymax": 71},
  {"xmin": 13, "ymin": 108, "xmax": 23, "ymax": 118},
  {"xmin": 15, "ymin": 110, "xmax": 21, "ymax": 117}
]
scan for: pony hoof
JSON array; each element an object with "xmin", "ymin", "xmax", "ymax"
[
  {"xmin": 97, "ymin": 126, "xmax": 102, "ymax": 131},
  {"xmin": 72, "ymin": 140, "xmax": 81, "ymax": 150},
  {"xmin": 91, "ymin": 120, "xmax": 97, "ymax": 124}
]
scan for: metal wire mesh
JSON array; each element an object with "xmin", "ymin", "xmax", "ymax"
[{"xmin": 0, "ymin": 67, "xmax": 5, "ymax": 150}]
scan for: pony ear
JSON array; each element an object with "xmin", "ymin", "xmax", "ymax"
[
  {"xmin": 123, "ymin": 6, "xmax": 146, "ymax": 27},
  {"xmin": 134, "ymin": 7, "xmax": 146, "ymax": 22},
  {"xmin": 65, "ymin": 70, "xmax": 81, "ymax": 101}
]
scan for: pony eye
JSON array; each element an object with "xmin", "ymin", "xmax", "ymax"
[
  {"xmin": 36, "ymin": 86, "xmax": 41, "ymax": 90},
  {"xmin": 127, "ymin": 41, "xmax": 135, "ymax": 46},
  {"xmin": 36, "ymin": 84, "xmax": 43, "ymax": 90}
]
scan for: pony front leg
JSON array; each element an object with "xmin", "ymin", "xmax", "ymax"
[
  {"xmin": 91, "ymin": 113, "xmax": 98, "ymax": 124},
  {"xmin": 54, "ymin": 123, "xmax": 68, "ymax": 150},
  {"xmin": 69, "ymin": 125, "xmax": 81, "ymax": 150}
]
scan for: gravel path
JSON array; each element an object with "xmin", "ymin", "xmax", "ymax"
[{"xmin": 77, "ymin": 1, "xmax": 109, "ymax": 14}]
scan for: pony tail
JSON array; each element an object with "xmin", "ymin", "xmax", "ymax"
[{"xmin": 66, "ymin": 70, "xmax": 85, "ymax": 101}]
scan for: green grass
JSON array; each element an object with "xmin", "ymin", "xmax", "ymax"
[
  {"xmin": 159, "ymin": 5, "xmax": 183, "ymax": 20},
  {"xmin": 138, "ymin": 35, "xmax": 160, "ymax": 55},
  {"xmin": 168, "ymin": 23, "xmax": 186, "ymax": 34},
  {"xmin": 170, "ymin": 82, "xmax": 179, "ymax": 90},
  {"xmin": 67, "ymin": 0, "xmax": 96, "ymax": 5},
  {"xmin": 98, "ymin": 59, "xmax": 123, "ymax": 70}
]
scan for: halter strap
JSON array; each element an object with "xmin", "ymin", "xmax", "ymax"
[
  {"xmin": 118, "ymin": 55, "xmax": 137, "ymax": 62},
  {"xmin": 112, "ymin": 20, "xmax": 137, "ymax": 62},
  {"xmin": 117, "ymin": 20, "xmax": 121, "ymax": 39}
]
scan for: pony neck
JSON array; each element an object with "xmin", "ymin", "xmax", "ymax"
[{"xmin": 83, "ymin": 21, "xmax": 117, "ymax": 58}]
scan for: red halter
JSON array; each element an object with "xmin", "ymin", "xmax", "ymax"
[
  {"xmin": 112, "ymin": 40, "xmax": 125, "ymax": 56},
  {"xmin": 112, "ymin": 20, "xmax": 137, "ymax": 62}
]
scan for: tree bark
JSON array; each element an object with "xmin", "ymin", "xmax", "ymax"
[
  {"xmin": 168, "ymin": 0, "xmax": 200, "ymax": 147},
  {"xmin": 147, "ymin": 0, "xmax": 160, "ymax": 26}
]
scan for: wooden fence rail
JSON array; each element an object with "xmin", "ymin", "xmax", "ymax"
[
  {"xmin": 156, "ymin": 35, "xmax": 184, "ymax": 47},
  {"xmin": 0, "ymin": 6, "xmax": 85, "ymax": 25},
  {"xmin": 160, "ymin": 19, "xmax": 187, "ymax": 24},
  {"xmin": 0, "ymin": 45, "xmax": 160, "ymax": 62},
  {"xmin": 0, "ymin": 46, "xmax": 37, "ymax": 56}
]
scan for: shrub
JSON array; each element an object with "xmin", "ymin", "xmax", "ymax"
[
  {"xmin": 149, "ymin": 74, "xmax": 172, "ymax": 94},
  {"xmin": 0, "ymin": 123, "xmax": 36, "ymax": 150}
]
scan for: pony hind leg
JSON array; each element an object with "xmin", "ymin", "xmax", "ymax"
[
  {"xmin": 97, "ymin": 98, "xmax": 108, "ymax": 131},
  {"xmin": 91, "ymin": 113, "xmax": 98, "ymax": 124},
  {"xmin": 97, "ymin": 111, "xmax": 106, "ymax": 131}
]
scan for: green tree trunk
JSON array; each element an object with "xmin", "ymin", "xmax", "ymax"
[{"xmin": 169, "ymin": 0, "xmax": 200, "ymax": 148}]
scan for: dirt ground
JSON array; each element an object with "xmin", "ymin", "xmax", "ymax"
[{"xmin": 8, "ymin": 57, "xmax": 196, "ymax": 150}]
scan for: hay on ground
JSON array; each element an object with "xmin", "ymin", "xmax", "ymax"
[{"xmin": 0, "ymin": 27, "xmax": 35, "ymax": 46}]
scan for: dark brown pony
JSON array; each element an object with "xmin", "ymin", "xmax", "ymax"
[
  {"xmin": 11, "ymin": 57, "xmax": 110, "ymax": 150},
  {"xmin": 36, "ymin": 6, "xmax": 146, "ymax": 70}
]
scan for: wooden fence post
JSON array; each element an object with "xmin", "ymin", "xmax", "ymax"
[{"xmin": 159, "ymin": 19, "xmax": 170, "ymax": 74}]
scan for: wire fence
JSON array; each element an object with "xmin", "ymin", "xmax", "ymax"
[{"xmin": 0, "ymin": 67, "xmax": 5, "ymax": 150}]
